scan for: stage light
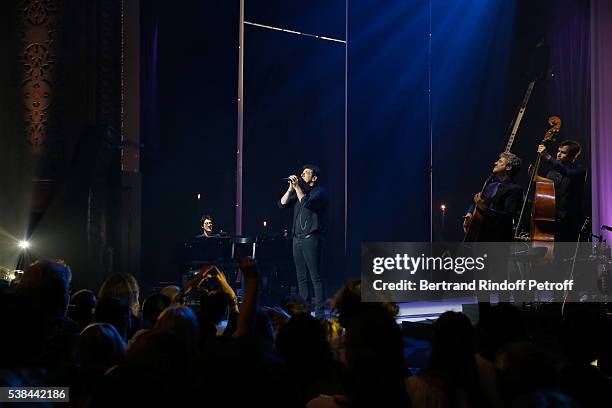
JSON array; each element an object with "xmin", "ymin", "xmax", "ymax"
[
  {"xmin": 263, "ymin": 220, "xmax": 267, "ymax": 228},
  {"xmin": 197, "ymin": 193, "xmax": 201, "ymax": 200},
  {"xmin": 440, "ymin": 204, "xmax": 447, "ymax": 211},
  {"xmin": 18, "ymin": 240, "xmax": 30, "ymax": 250}
]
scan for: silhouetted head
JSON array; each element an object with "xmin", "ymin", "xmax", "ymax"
[
  {"xmin": 95, "ymin": 296, "xmax": 131, "ymax": 341},
  {"xmin": 160, "ymin": 285, "xmax": 180, "ymax": 301},
  {"xmin": 76, "ymin": 322, "xmax": 126, "ymax": 376},
  {"xmin": 142, "ymin": 293, "xmax": 171, "ymax": 328},
  {"xmin": 155, "ymin": 305, "xmax": 200, "ymax": 356},
  {"xmin": 430, "ymin": 311, "xmax": 477, "ymax": 388},
  {"xmin": 332, "ymin": 280, "xmax": 398, "ymax": 329},
  {"xmin": 276, "ymin": 313, "xmax": 332, "ymax": 369},
  {"xmin": 69, "ymin": 289, "xmax": 97, "ymax": 328},
  {"xmin": 17, "ymin": 259, "xmax": 72, "ymax": 320},
  {"xmin": 496, "ymin": 341, "xmax": 557, "ymax": 404}
]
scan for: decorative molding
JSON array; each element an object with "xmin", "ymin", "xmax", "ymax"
[{"xmin": 19, "ymin": 0, "xmax": 59, "ymax": 153}]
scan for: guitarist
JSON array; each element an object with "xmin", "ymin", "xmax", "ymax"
[{"xmin": 463, "ymin": 152, "xmax": 523, "ymax": 241}]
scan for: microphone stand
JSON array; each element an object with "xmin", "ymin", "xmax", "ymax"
[{"xmin": 562, "ymin": 217, "xmax": 591, "ymax": 315}]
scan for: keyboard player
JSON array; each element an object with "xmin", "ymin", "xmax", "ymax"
[{"xmin": 196, "ymin": 214, "xmax": 218, "ymax": 238}]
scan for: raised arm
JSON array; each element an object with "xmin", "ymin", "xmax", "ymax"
[
  {"xmin": 173, "ymin": 264, "xmax": 214, "ymax": 305},
  {"xmin": 279, "ymin": 178, "xmax": 296, "ymax": 208},
  {"xmin": 548, "ymin": 159, "xmax": 586, "ymax": 178},
  {"xmin": 234, "ymin": 257, "xmax": 259, "ymax": 337},
  {"xmin": 538, "ymin": 145, "xmax": 586, "ymax": 178}
]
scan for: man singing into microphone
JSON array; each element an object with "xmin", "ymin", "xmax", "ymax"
[{"xmin": 278, "ymin": 164, "xmax": 328, "ymax": 318}]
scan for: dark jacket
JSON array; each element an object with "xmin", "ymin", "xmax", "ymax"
[
  {"xmin": 278, "ymin": 185, "xmax": 328, "ymax": 238},
  {"xmin": 544, "ymin": 160, "xmax": 586, "ymax": 221},
  {"xmin": 468, "ymin": 177, "xmax": 523, "ymax": 242},
  {"xmin": 544, "ymin": 159, "xmax": 586, "ymax": 241}
]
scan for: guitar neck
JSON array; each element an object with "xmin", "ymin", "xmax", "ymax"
[
  {"xmin": 505, "ymin": 80, "xmax": 536, "ymax": 153},
  {"xmin": 480, "ymin": 173, "xmax": 494, "ymax": 195}
]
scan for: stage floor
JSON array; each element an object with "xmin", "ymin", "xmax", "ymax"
[{"xmin": 396, "ymin": 298, "xmax": 470, "ymax": 323}]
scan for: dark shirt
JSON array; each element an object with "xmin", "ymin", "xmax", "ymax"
[
  {"xmin": 278, "ymin": 185, "xmax": 328, "ymax": 238},
  {"xmin": 195, "ymin": 230, "xmax": 230, "ymax": 239},
  {"xmin": 467, "ymin": 176, "xmax": 523, "ymax": 241},
  {"xmin": 544, "ymin": 159, "xmax": 586, "ymax": 241},
  {"xmin": 196, "ymin": 232, "xmax": 218, "ymax": 238},
  {"xmin": 544, "ymin": 159, "xmax": 586, "ymax": 221}
]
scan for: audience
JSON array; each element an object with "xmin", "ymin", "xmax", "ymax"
[
  {"xmin": 496, "ymin": 341, "xmax": 558, "ymax": 406},
  {"xmin": 342, "ymin": 307, "xmax": 410, "ymax": 407},
  {"xmin": 69, "ymin": 289, "xmax": 98, "ymax": 332},
  {"xmin": 98, "ymin": 273, "xmax": 142, "ymax": 338},
  {"xmin": 75, "ymin": 322, "xmax": 126, "ymax": 376},
  {"xmin": 13, "ymin": 260, "xmax": 78, "ymax": 369},
  {"xmin": 154, "ymin": 304, "xmax": 201, "ymax": 359},
  {"xmin": 127, "ymin": 293, "xmax": 171, "ymax": 348},
  {"xmin": 159, "ymin": 285, "xmax": 180, "ymax": 302},
  {"xmin": 1, "ymin": 257, "xmax": 611, "ymax": 408},
  {"xmin": 94, "ymin": 296, "xmax": 131, "ymax": 341},
  {"xmin": 16, "ymin": 259, "xmax": 72, "ymax": 322},
  {"xmin": 407, "ymin": 311, "xmax": 480, "ymax": 407},
  {"xmin": 142, "ymin": 293, "xmax": 171, "ymax": 328},
  {"xmin": 276, "ymin": 313, "xmax": 348, "ymax": 407}
]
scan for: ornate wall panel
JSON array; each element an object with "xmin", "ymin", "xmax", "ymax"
[{"xmin": 19, "ymin": 0, "xmax": 59, "ymax": 153}]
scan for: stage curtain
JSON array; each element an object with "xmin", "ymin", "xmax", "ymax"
[{"xmin": 590, "ymin": 0, "xmax": 612, "ymax": 235}]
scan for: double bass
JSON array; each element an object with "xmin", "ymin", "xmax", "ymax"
[
  {"xmin": 515, "ymin": 116, "xmax": 561, "ymax": 243},
  {"xmin": 530, "ymin": 116, "xmax": 560, "ymax": 242}
]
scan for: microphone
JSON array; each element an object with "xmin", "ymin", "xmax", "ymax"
[
  {"xmin": 602, "ymin": 225, "xmax": 612, "ymax": 232},
  {"xmin": 281, "ymin": 177, "xmax": 292, "ymax": 181}
]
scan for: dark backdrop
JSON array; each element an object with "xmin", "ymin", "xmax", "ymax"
[
  {"xmin": 140, "ymin": 0, "xmax": 592, "ymax": 292},
  {"xmin": 141, "ymin": 2, "xmax": 239, "ymax": 285}
]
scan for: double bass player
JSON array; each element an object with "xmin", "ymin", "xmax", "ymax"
[{"xmin": 536, "ymin": 140, "xmax": 586, "ymax": 242}]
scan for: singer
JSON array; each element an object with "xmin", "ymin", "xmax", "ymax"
[{"xmin": 278, "ymin": 164, "xmax": 328, "ymax": 318}]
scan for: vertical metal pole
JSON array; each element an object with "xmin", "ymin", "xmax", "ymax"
[
  {"xmin": 344, "ymin": 0, "xmax": 348, "ymax": 254},
  {"xmin": 428, "ymin": 0, "xmax": 433, "ymax": 242},
  {"xmin": 236, "ymin": 0, "xmax": 244, "ymax": 236},
  {"xmin": 120, "ymin": 0, "xmax": 142, "ymax": 278}
]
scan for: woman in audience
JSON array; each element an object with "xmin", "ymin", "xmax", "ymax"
[
  {"xmin": 72, "ymin": 321, "xmax": 126, "ymax": 406},
  {"xmin": 98, "ymin": 273, "xmax": 142, "ymax": 338},
  {"xmin": 308, "ymin": 307, "xmax": 409, "ymax": 408},
  {"xmin": 155, "ymin": 305, "xmax": 201, "ymax": 359}
]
